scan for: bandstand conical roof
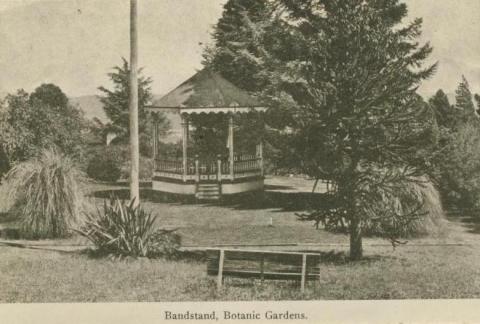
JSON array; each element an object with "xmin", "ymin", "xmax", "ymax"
[{"xmin": 147, "ymin": 69, "xmax": 266, "ymax": 114}]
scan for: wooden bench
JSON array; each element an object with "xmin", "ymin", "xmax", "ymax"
[{"xmin": 206, "ymin": 249, "xmax": 322, "ymax": 292}]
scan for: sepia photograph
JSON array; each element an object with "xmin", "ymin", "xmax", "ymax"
[{"xmin": 0, "ymin": 0, "xmax": 480, "ymax": 322}]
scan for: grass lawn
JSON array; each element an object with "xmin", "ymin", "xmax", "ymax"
[{"xmin": 1, "ymin": 176, "xmax": 480, "ymax": 302}]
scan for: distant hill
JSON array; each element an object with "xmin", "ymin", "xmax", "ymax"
[
  {"xmin": 69, "ymin": 94, "xmax": 167, "ymax": 123},
  {"xmin": 69, "ymin": 95, "xmax": 107, "ymax": 123}
]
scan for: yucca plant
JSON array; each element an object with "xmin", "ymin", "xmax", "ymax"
[
  {"xmin": 1, "ymin": 148, "xmax": 86, "ymax": 239},
  {"xmin": 77, "ymin": 196, "xmax": 180, "ymax": 258}
]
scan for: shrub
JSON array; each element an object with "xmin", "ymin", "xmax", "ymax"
[
  {"xmin": 86, "ymin": 147, "xmax": 122, "ymax": 182},
  {"xmin": 77, "ymin": 197, "xmax": 180, "ymax": 258},
  {"xmin": 121, "ymin": 157, "xmax": 153, "ymax": 180},
  {"xmin": 1, "ymin": 148, "xmax": 86, "ymax": 239}
]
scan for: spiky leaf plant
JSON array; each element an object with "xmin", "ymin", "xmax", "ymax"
[
  {"xmin": 1, "ymin": 148, "xmax": 86, "ymax": 239},
  {"xmin": 77, "ymin": 197, "xmax": 180, "ymax": 258}
]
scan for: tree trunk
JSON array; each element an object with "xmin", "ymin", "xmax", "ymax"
[
  {"xmin": 129, "ymin": 0, "xmax": 140, "ymax": 206},
  {"xmin": 349, "ymin": 215, "xmax": 363, "ymax": 260}
]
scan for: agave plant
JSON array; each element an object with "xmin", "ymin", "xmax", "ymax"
[
  {"xmin": 1, "ymin": 148, "xmax": 86, "ymax": 239},
  {"xmin": 77, "ymin": 197, "xmax": 180, "ymax": 258}
]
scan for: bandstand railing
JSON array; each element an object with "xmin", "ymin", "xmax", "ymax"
[{"xmin": 155, "ymin": 154, "xmax": 263, "ymax": 182}]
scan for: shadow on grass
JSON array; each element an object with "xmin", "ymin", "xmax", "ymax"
[
  {"xmin": 446, "ymin": 208, "xmax": 480, "ymax": 235},
  {"xmin": 81, "ymin": 247, "xmax": 207, "ymax": 263},
  {"xmin": 0, "ymin": 212, "xmax": 20, "ymax": 239},
  {"xmin": 459, "ymin": 216, "xmax": 480, "ymax": 234},
  {"xmin": 89, "ymin": 184, "xmax": 332, "ymax": 213}
]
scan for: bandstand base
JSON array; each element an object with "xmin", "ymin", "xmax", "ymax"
[{"xmin": 151, "ymin": 176, "xmax": 264, "ymax": 198}]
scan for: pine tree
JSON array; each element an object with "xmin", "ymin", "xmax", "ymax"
[
  {"xmin": 206, "ymin": 0, "xmax": 270, "ymax": 92},
  {"xmin": 429, "ymin": 89, "xmax": 455, "ymax": 129},
  {"xmin": 454, "ymin": 76, "xmax": 476, "ymax": 125}
]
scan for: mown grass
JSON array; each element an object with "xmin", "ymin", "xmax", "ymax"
[
  {"xmin": 1, "ymin": 177, "xmax": 479, "ymax": 302},
  {"xmin": 1, "ymin": 240, "xmax": 480, "ymax": 302}
]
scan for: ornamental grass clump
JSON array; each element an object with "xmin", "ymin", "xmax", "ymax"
[
  {"xmin": 1, "ymin": 148, "xmax": 87, "ymax": 239},
  {"xmin": 77, "ymin": 197, "xmax": 181, "ymax": 258},
  {"xmin": 361, "ymin": 176, "xmax": 447, "ymax": 240}
]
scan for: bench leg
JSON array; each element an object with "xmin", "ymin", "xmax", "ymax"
[
  {"xmin": 301, "ymin": 254, "xmax": 307, "ymax": 293},
  {"xmin": 217, "ymin": 249, "xmax": 225, "ymax": 291},
  {"xmin": 260, "ymin": 254, "xmax": 265, "ymax": 283}
]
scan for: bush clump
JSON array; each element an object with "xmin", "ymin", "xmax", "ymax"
[
  {"xmin": 1, "ymin": 148, "xmax": 86, "ymax": 239},
  {"xmin": 86, "ymin": 147, "xmax": 122, "ymax": 182},
  {"xmin": 77, "ymin": 197, "xmax": 180, "ymax": 258}
]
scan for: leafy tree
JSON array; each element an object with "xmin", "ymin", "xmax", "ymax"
[
  {"xmin": 29, "ymin": 83, "xmax": 69, "ymax": 109},
  {"xmin": 210, "ymin": 0, "xmax": 437, "ymax": 259},
  {"xmin": 0, "ymin": 87, "xmax": 86, "ymax": 165},
  {"xmin": 98, "ymin": 58, "xmax": 169, "ymax": 156}
]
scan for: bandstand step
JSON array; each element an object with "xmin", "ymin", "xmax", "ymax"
[{"xmin": 196, "ymin": 183, "xmax": 221, "ymax": 200}]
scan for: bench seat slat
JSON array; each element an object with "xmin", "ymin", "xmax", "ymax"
[{"xmin": 208, "ymin": 269, "xmax": 320, "ymax": 280}]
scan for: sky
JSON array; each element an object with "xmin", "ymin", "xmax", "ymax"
[{"xmin": 0, "ymin": 0, "xmax": 479, "ymax": 99}]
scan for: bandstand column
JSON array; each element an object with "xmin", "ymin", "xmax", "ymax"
[
  {"xmin": 181, "ymin": 114, "xmax": 189, "ymax": 182},
  {"xmin": 228, "ymin": 114, "xmax": 235, "ymax": 180},
  {"xmin": 257, "ymin": 141, "xmax": 264, "ymax": 177},
  {"xmin": 153, "ymin": 119, "xmax": 158, "ymax": 171}
]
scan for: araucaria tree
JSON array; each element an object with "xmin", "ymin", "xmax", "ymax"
[{"xmin": 209, "ymin": 0, "xmax": 437, "ymax": 259}]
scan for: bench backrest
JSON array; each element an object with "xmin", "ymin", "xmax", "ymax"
[{"xmin": 207, "ymin": 249, "xmax": 321, "ymax": 281}]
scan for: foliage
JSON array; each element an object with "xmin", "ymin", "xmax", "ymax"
[
  {"xmin": 205, "ymin": 0, "xmax": 271, "ymax": 92},
  {"xmin": 121, "ymin": 156, "xmax": 154, "ymax": 180},
  {"xmin": 298, "ymin": 174, "xmax": 445, "ymax": 242},
  {"xmin": 429, "ymin": 79, "xmax": 480, "ymax": 210},
  {"xmin": 205, "ymin": 0, "xmax": 295, "ymax": 170},
  {"xmin": 77, "ymin": 197, "xmax": 180, "ymax": 258},
  {"xmin": 1, "ymin": 149, "xmax": 86, "ymax": 239},
  {"xmin": 0, "ymin": 145, "xmax": 9, "ymax": 181},
  {"xmin": 0, "ymin": 86, "xmax": 86, "ymax": 166},
  {"xmin": 188, "ymin": 113, "xmax": 264, "ymax": 160},
  {"xmin": 209, "ymin": 0, "xmax": 437, "ymax": 259},
  {"xmin": 29, "ymin": 83, "xmax": 69, "ymax": 109},
  {"xmin": 454, "ymin": 76, "xmax": 476, "ymax": 125},
  {"xmin": 434, "ymin": 122, "xmax": 480, "ymax": 208},
  {"xmin": 429, "ymin": 89, "xmax": 455, "ymax": 131},
  {"xmin": 475, "ymin": 94, "xmax": 480, "ymax": 115},
  {"xmin": 97, "ymin": 58, "xmax": 170, "ymax": 151},
  {"xmin": 86, "ymin": 146, "xmax": 123, "ymax": 182}
]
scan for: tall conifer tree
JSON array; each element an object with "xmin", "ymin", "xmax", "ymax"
[{"xmin": 209, "ymin": 0, "xmax": 437, "ymax": 259}]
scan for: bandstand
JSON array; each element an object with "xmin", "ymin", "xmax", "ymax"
[{"xmin": 146, "ymin": 69, "xmax": 267, "ymax": 200}]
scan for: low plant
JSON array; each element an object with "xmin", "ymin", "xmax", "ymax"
[
  {"xmin": 77, "ymin": 197, "xmax": 180, "ymax": 258},
  {"xmin": 1, "ymin": 148, "xmax": 86, "ymax": 239}
]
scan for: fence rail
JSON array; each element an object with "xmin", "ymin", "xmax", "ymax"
[{"xmin": 233, "ymin": 157, "xmax": 261, "ymax": 174}]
